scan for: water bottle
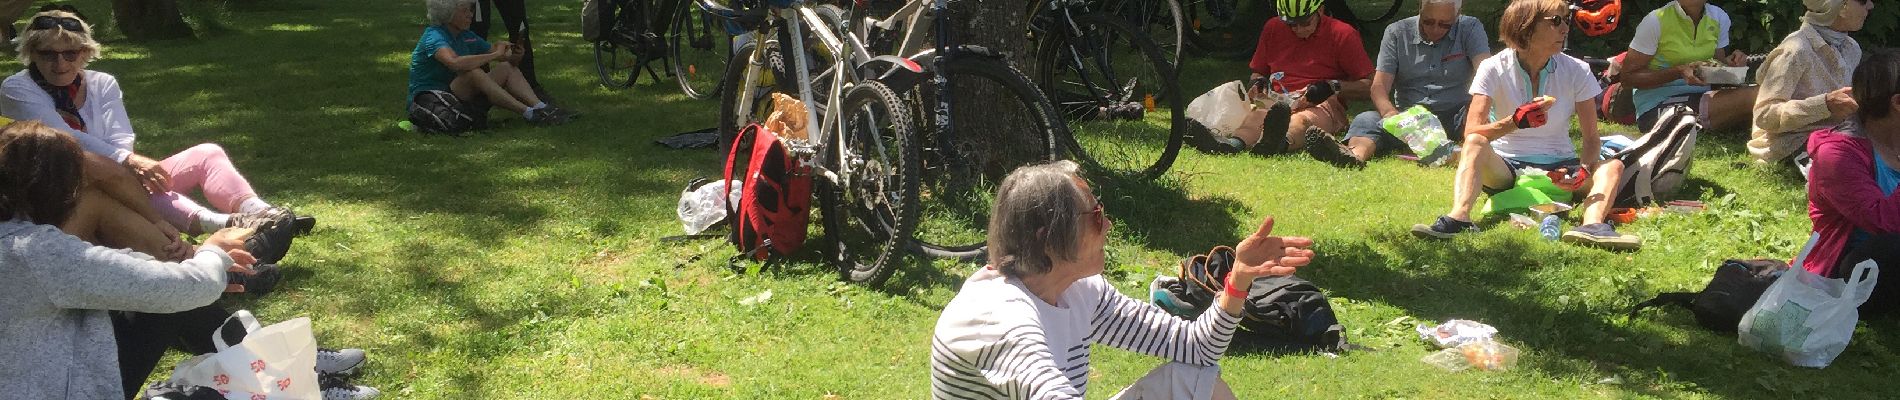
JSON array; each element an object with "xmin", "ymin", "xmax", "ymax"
[{"xmin": 1539, "ymin": 215, "xmax": 1562, "ymax": 241}]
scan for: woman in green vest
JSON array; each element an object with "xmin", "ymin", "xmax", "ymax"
[{"xmin": 1618, "ymin": 0, "xmax": 1755, "ymax": 134}]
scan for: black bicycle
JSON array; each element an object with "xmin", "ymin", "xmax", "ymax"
[
  {"xmin": 1032, "ymin": 0, "xmax": 1185, "ymax": 180},
  {"xmin": 852, "ymin": 0, "xmax": 1072, "ymax": 260},
  {"xmin": 587, "ymin": 0, "xmax": 735, "ymax": 99}
]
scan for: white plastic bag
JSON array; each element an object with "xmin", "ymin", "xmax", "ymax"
[
  {"xmin": 165, "ymin": 311, "xmax": 322, "ymax": 399},
  {"xmin": 1186, "ymin": 81, "xmax": 1253, "ymax": 139},
  {"xmin": 1738, "ymin": 235, "xmax": 1879, "ymax": 368},
  {"xmin": 678, "ymin": 180, "xmax": 742, "ymax": 235}
]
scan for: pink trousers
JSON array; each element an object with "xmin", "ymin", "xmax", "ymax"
[{"xmin": 148, "ymin": 143, "xmax": 260, "ymax": 231}]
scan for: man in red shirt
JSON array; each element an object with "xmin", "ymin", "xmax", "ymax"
[{"xmin": 1240, "ymin": 0, "xmax": 1374, "ymax": 166}]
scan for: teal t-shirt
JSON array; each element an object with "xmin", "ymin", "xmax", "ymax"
[{"xmin": 407, "ymin": 26, "xmax": 491, "ymax": 104}]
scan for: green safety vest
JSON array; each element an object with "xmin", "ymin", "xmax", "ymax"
[{"xmin": 1647, "ymin": 3, "xmax": 1721, "ymax": 68}]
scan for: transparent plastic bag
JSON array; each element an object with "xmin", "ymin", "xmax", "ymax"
[
  {"xmin": 1381, "ymin": 105, "xmax": 1455, "ymax": 166},
  {"xmin": 678, "ymin": 180, "xmax": 743, "ymax": 235}
]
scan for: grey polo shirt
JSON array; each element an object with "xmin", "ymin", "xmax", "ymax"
[{"xmin": 1376, "ymin": 15, "xmax": 1491, "ymax": 116}]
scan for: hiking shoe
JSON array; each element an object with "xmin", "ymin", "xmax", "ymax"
[
  {"xmin": 229, "ymin": 263, "xmax": 282, "ymax": 296},
  {"xmin": 1302, "ymin": 126, "xmax": 1365, "ymax": 169},
  {"xmin": 1411, "ymin": 215, "xmax": 1478, "ymax": 239},
  {"xmin": 320, "ymin": 375, "xmax": 381, "ymax": 400},
  {"xmin": 1149, "ymin": 276, "xmax": 1197, "ymax": 317},
  {"xmin": 243, "ymin": 207, "xmax": 299, "ymax": 264},
  {"xmin": 1561, "ymin": 223, "xmax": 1642, "ymax": 251},
  {"xmin": 317, "ymin": 347, "xmax": 368, "ymax": 376},
  {"xmin": 1250, "ymin": 104, "xmax": 1293, "ymax": 156},
  {"xmin": 292, "ymin": 215, "xmax": 318, "ymax": 237}
]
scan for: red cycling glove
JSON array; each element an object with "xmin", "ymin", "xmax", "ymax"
[{"xmin": 1512, "ymin": 102, "xmax": 1548, "ymax": 129}]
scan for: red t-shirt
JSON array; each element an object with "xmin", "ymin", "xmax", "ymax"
[{"xmin": 1248, "ymin": 16, "xmax": 1374, "ymax": 90}]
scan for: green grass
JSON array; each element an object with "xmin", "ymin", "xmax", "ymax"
[{"xmin": 51, "ymin": 0, "xmax": 1898, "ymax": 398}]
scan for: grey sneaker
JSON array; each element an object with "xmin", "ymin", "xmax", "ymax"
[
  {"xmin": 1561, "ymin": 223, "xmax": 1642, "ymax": 251},
  {"xmin": 320, "ymin": 379, "xmax": 380, "ymax": 400},
  {"xmin": 242, "ymin": 207, "xmax": 299, "ymax": 264},
  {"xmin": 316, "ymin": 348, "xmax": 367, "ymax": 376}
]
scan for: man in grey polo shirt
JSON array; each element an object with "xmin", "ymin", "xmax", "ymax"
[{"xmin": 1322, "ymin": 0, "xmax": 1492, "ymax": 165}]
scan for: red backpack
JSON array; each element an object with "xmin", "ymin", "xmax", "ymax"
[{"xmin": 722, "ymin": 124, "xmax": 814, "ymax": 259}]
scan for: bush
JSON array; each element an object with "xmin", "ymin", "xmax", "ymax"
[{"xmin": 1559, "ymin": 0, "xmax": 1899, "ymax": 57}]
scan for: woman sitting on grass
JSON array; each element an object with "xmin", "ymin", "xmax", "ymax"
[
  {"xmin": 930, "ymin": 160, "xmax": 1315, "ymax": 399},
  {"xmin": 408, "ymin": 0, "xmax": 569, "ymax": 128},
  {"xmin": 1410, "ymin": 0, "xmax": 1640, "ymax": 251},
  {"xmin": 0, "ymin": 120, "xmax": 250, "ymax": 399},
  {"xmin": 1801, "ymin": 47, "xmax": 1900, "ymax": 315},
  {"xmin": 0, "ymin": 10, "xmax": 310, "ymax": 264}
]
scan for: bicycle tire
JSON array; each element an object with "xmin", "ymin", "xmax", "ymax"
[
  {"xmin": 1328, "ymin": 0, "xmax": 1403, "ymax": 25},
  {"xmin": 594, "ymin": 40, "xmax": 641, "ymax": 89},
  {"xmin": 716, "ymin": 38, "xmax": 786, "ymax": 154},
  {"xmin": 909, "ymin": 54, "xmax": 1066, "ymax": 260},
  {"xmin": 1035, "ymin": 12, "xmax": 1184, "ymax": 179},
  {"xmin": 822, "ymin": 80, "xmax": 922, "ymax": 287},
  {"xmin": 1105, "ymin": 0, "xmax": 1186, "ymax": 65},
  {"xmin": 671, "ymin": 0, "xmax": 733, "ymax": 100}
]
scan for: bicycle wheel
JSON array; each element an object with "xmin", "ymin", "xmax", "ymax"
[
  {"xmin": 1104, "ymin": 0, "xmax": 1186, "ymax": 65},
  {"xmin": 716, "ymin": 37, "xmax": 785, "ymax": 153},
  {"xmin": 595, "ymin": 39, "xmax": 641, "ymax": 89},
  {"xmin": 1327, "ymin": 0, "xmax": 1403, "ymax": 25},
  {"xmin": 671, "ymin": 0, "xmax": 733, "ymax": 100},
  {"xmin": 821, "ymin": 80, "xmax": 921, "ymax": 287},
  {"xmin": 909, "ymin": 54, "xmax": 1065, "ymax": 260},
  {"xmin": 1035, "ymin": 12, "xmax": 1183, "ymax": 179}
]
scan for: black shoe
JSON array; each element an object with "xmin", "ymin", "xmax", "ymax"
[
  {"xmin": 244, "ymin": 208, "xmax": 298, "ymax": 264},
  {"xmin": 1184, "ymin": 120, "xmax": 1242, "ymax": 154},
  {"xmin": 228, "ymin": 263, "xmax": 282, "ymax": 296},
  {"xmin": 143, "ymin": 382, "xmax": 224, "ymax": 400},
  {"xmin": 528, "ymin": 107, "xmax": 569, "ymax": 126},
  {"xmin": 1250, "ymin": 104, "xmax": 1293, "ymax": 156},
  {"xmin": 293, "ymin": 215, "xmax": 317, "ymax": 237},
  {"xmin": 1410, "ymin": 215, "xmax": 1477, "ymax": 239},
  {"xmin": 1302, "ymin": 127, "xmax": 1366, "ymax": 169}
]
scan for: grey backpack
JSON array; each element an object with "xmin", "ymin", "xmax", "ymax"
[{"xmin": 1611, "ymin": 103, "xmax": 1701, "ymax": 207}]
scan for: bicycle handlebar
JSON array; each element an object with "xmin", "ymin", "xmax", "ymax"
[{"xmin": 695, "ymin": 0, "xmax": 769, "ymax": 30}]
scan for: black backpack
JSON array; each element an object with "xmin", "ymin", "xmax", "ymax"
[
  {"xmin": 408, "ymin": 90, "xmax": 480, "ymax": 136},
  {"xmin": 1629, "ymin": 259, "xmax": 1790, "ymax": 333},
  {"xmin": 1168, "ymin": 246, "xmax": 1348, "ymax": 351}
]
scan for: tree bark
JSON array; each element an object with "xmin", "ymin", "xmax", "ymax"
[
  {"xmin": 112, "ymin": 0, "xmax": 192, "ymax": 40},
  {"xmin": 942, "ymin": 0, "xmax": 1039, "ymax": 177}
]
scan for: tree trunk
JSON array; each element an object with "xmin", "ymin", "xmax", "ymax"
[
  {"xmin": 942, "ymin": 0, "xmax": 1039, "ymax": 177},
  {"xmin": 112, "ymin": 0, "xmax": 192, "ymax": 40}
]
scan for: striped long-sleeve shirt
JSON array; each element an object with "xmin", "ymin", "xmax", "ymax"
[{"xmin": 930, "ymin": 268, "xmax": 1243, "ymax": 399}]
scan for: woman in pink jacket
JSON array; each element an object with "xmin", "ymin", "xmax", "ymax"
[{"xmin": 1803, "ymin": 47, "xmax": 1900, "ymax": 314}]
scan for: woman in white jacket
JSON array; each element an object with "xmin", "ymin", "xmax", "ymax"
[{"xmin": 0, "ymin": 120, "xmax": 253, "ymax": 399}]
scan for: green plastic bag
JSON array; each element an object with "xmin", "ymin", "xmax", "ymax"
[
  {"xmin": 1382, "ymin": 105, "xmax": 1455, "ymax": 166},
  {"xmin": 1481, "ymin": 174, "xmax": 1571, "ymax": 216}
]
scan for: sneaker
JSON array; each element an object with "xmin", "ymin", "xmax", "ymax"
[
  {"xmin": 228, "ymin": 263, "xmax": 282, "ymax": 296},
  {"xmin": 528, "ymin": 107, "xmax": 569, "ymax": 126},
  {"xmin": 1149, "ymin": 276, "xmax": 1196, "ymax": 317},
  {"xmin": 143, "ymin": 381, "xmax": 224, "ymax": 400},
  {"xmin": 1561, "ymin": 222, "xmax": 1642, "ymax": 251},
  {"xmin": 243, "ymin": 208, "xmax": 299, "ymax": 264},
  {"xmin": 1410, "ymin": 215, "xmax": 1478, "ymax": 239},
  {"xmin": 292, "ymin": 215, "xmax": 318, "ymax": 237},
  {"xmin": 1302, "ymin": 126, "xmax": 1365, "ymax": 169},
  {"xmin": 320, "ymin": 375, "xmax": 381, "ymax": 400},
  {"xmin": 317, "ymin": 347, "xmax": 368, "ymax": 376},
  {"xmin": 1250, "ymin": 104, "xmax": 1293, "ymax": 156}
]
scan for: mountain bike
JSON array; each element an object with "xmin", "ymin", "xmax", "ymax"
[
  {"xmin": 707, "ymin": 0, "xmax": 924, "ymax": 286},
  {"xmin": 588, "ymin": 0, "xmax": 735, "ymax": 99},
  {"xmin": 1032, "ymin": 0, "xmax": 1185, "ymax": 179},
  {"xmin": 853, "ymin": 0, "xmax": 1072, "ymax": 260}
]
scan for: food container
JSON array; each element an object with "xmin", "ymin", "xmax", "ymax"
[
  {"xmin": 1697, "ymin": 66, "xmax": 1749, "ymax": 86},
  {"xmin": 1609, "ymin": 208, "xmax": 1638, "ymax": 224}
]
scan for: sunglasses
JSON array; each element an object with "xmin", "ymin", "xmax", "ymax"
[
  {"xmin": 1283, "ymin": 14, "xmax": 1319, "ymax": 27},
  {"xmin": 28, "ymin": 16, "xmax": 84, "ymax": 33},
  {"xmin": 34, "ymin": 49, "xmax": 82, "ymax": 63},
  {"xmin": 1538, "ymin": 14, "xmax": 1573, "ymax": 29},
  {"xmin": 1076, "ymin": 195, "xmax": 1107, "ymax": 229},
  {"xmin": 1420, "ymin": 17, "xmax": 1455, "ymax": 30}
]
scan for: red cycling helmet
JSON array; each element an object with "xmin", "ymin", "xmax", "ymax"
[{"xmin": 1573, "ymin": 0, "xmax": 1621, "ymax": 37}]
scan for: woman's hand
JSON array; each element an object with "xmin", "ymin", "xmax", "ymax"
[
  {"xmin": 1826, "ymin": 87, "xmax": 1858, "ymax": 119},
  {"xmin": 1227, "ymin": 217, "xmax": 1315, "ymax": 292},
  {"xmin": 1676, "ymin": 64, "xmax": 1707, "ymax": 86},
  {"xmin": 122, "ymin": 154, "xmax": 169, "ymax": 193},
  {"xmin": 157, "ymin": 222, "xmax": 191, "ymax": 261},
  {"xmin": 203, "ymin": 227, "xmax": 256, "ymax": 266},
  {"xmin": 1725, "ymin": 50, "xmax": 1749, "ymax": 67}
]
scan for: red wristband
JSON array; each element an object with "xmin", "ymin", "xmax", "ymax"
[{"xmin": 1223, "ymin": 275, "xmax": 1250, "ymax": 299}]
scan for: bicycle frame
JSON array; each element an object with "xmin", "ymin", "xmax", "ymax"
[{"xmin": 728, "ymin": 1, "xmax": 889, "ymax": 188}]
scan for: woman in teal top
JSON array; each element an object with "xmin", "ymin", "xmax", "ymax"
[
  {"xmin": 408, "ymin": 0, "xmax": 567, "ymax": 125},
  {"xmin": 1618, "ymin": 0, "xmax": 1755, "ymax": 133}
]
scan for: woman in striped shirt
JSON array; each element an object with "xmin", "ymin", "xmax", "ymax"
[{"xmin": 930, "ymin": 160, "xmax": 1315, "ymax": 399}]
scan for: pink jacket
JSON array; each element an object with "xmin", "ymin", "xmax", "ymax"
[{"xmin": 1804, "ymin": 123, "xmax": 1900, "ymax": 276}]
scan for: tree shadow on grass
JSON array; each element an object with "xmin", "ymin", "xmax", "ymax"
[
  {"xmin": 1310, "ymin": 231, "xmax": 1899, "ymax": 398},
  {"xmin": 1092, "ymin": 171, "xmax": 1247, "ymax": 257}
]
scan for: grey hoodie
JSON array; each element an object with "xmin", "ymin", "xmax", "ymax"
[{"xmin": 0, "ymin": 220, "xmax": 229, "ymax": 399}]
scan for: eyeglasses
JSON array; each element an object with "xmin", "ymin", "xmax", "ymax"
[
  {"xmin": 1420, "ymin": 17, "xmax": 1455, "ymax": 30},
  {"xmin": 34, "ymin": 49, "xmax": 82, "ymax": 63},
  {"xmin": 1076, "ymin": 195, "xmax": 1106, "ymax": 229},
  {"xmin": 1283, "ymin": 14, "xmax": 1319, "ymax": 28},
  {"xmin": 1538, "ymin": 14, "xmax": 1573, "ymax": 29},
  {"xmin": 28, "ymin": 16, "xmax": 84, "ymax": 33}
]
